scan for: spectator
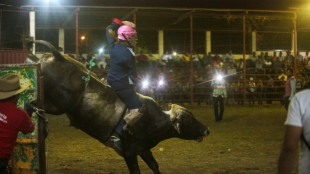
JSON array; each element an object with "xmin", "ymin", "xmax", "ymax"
[
  {"xmin": 279, "ymin": 51, "xmax": 285, "ymax": 62},
  {"xmin": 296, "ymin": 51, "xmax": 303, "ymax": 62},
  {"xmin": 202, "ymin": 52, "xmax": 212, "ymax": 68},
  {"xmin": 236, "ymin": 76, "xmax": 244, "ymax": 105},
  {"xmin": 272, "ymin": 57, "xmax": 284, "ymax": 74},
  {"xmin": 224, "ymin": 50, "xmax": 234, "ymax": 64},
  {"xmin": 247, "ymin": 77, "xmax": 256, "ymax": 105},
  {"xmin": 162, "ymin": 51, "xmax": 173, "ymax": 66},
  {"xmin": 284, "ymin": 51, "xmax": 293, "ymax": 69},
  {"xmin": 0, "ymin": 74, "xmax": 35, "ymax": 173},
  {"xmin": 278, "ymin": 89, "xmax": 310, "ymax": 174},
  {"xmin": 303, "ymin": 51, "xmax": 309, "ymax": 65},
  {"xmin": 183, "ymin": 52, "xmax": 191, "ymax": 64},
  {"xmin": 212, "ymin": 54, "xmax": 222, "ymax": 69},
  {"xmin": 264, "ymin": 52, "xmax": 270, "ymax": 61},
  {"xmin": 266, "ymin": 75, "xmax": 274, "ymax": 104},
  {"xmin": 255, "ymin": 56, "xmax": 264, "ymax": 74},
  {"xmin": 192, "ymin": 51, "xmax": 201, "ymax": 68},
  {"xmin": 211, "ymin": 69, "xmax": 227, "ymax": 122},
  {"xmin": 283, "ymin": 68, "xmax": 296, "ymax": 110},
  {"xmin": 256, "ymin": 79, "xmax": 264, "ymax": 105},
  {"xmin": 148, "ymin": 52, "xmax": 159, "ymax": 70},
  {"xmin": 296, "ymin": 51, "xmax": 303, "ymax": 71},
  {"xmin": 236, "ymin": 59, "xmax": 243, "ymax": 72},
  {"xmin": 272, "ymin": 51, "xmax": 277, "ymax": 60},
  {"xmin": 264, "ymin": 57, "xmax": 273, "ymax": 74},
  {"xmin": 249, "ymin": 51, "xmax": 258, "ymax": 62},
  {"xmin": 136, "ymin": 51, "xmax": 149, "ymax": 65}
]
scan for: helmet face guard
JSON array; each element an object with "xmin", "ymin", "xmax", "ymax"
[{"xmin": 117, "ymin": 26, "xmax": 137, "ymax": 41}]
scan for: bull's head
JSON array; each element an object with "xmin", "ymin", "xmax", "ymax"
[{"xmin": 167, "ymin": 104, "xmax": 210, "ymax": 142}]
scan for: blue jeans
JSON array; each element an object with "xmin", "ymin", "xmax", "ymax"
[{"xmin": 109, "ymin": 81, "xmax": 141, "ymax": 109}]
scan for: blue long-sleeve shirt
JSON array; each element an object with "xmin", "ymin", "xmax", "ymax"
[{"xmin": 106, "ymin": 22, "xmax": 137, "ymax": 84}]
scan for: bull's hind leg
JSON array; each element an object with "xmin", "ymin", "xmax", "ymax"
[
  {"xmin": 124, "ymin": 154, "xmax": 141, "ymax": 174},
  {"xmin": 140, "ymin": 150, "xmax": 161, "ymax": 174}
]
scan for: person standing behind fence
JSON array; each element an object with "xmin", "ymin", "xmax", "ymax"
[
  {"xmin": 211, "ymin": 70, "xmax": 227, "ymax": 122},
  {"xmin": 284, "ymin": 68, "xmax": 296, "ymax": 110},
  {"xmin": 278, "ymin": 89, "xmax": 310, "ymax": 174},
  {"xmin": 0, "ymin": 74, "xmax": 34, "ymax": 174},
  {"xmin": 247, "ymin": 77, "xmax": 256, "ymax": 105}
]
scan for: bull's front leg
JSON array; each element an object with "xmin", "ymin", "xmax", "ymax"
[
  {"xmin": 124, "ymin": 154, "xmax": 141, "ymax": 174},
  {"xmin": 139, "ymin": 150, "xmax": 161, "ymax": 174}
]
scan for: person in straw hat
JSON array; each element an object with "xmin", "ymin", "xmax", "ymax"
[{"xmin": 0, "ymin": 74, "xmax": 34, "ymax": 174}]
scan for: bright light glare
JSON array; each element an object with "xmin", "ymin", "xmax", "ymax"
[
  {"xmin": 81, "ymin": 35, "xmax": 86, "ymax": 40},
  {"xmin": 216, "ymin": 74, "xmax": 223, "ymax": 81},
  {"xmin": 158, "ymin": 79, "xmax": 164, "ymax": 87},
  {"xmin": 99, "ymin": 48, "xmax": 104, "ymax": 54},
  {"xmin": 173, "ymin": 52, "xmax": 177, "ymax": 56},
  {"xmin": 142, "ymin": 80, "xmax": 149, "ymax": 89}
]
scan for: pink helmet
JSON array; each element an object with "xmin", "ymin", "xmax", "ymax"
[{"xmin": 117, "ymin": 26, "xmax": 137, "ymax": 41}]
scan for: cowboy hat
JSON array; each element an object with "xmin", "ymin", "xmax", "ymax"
[{"xmin": 0, "ymin": 74, "xmax": 28, "ymax": 100}]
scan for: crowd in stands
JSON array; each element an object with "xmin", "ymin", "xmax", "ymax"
[{"xmin": 78, "ymin": 49, "xmax": 310, "ymax": 105}]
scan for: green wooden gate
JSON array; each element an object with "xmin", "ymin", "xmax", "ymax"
[{"xmin": 0, "ymin": 64, "xmax": 46, "ymax": 174}]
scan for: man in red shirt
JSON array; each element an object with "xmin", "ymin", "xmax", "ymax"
[{"xmin": 0, "ymin": 74, "xmax": 34, "ymax": 174}]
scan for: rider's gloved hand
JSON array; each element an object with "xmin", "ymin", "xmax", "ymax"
[{"xmin": 24, "ymin": 102, "xmax": 35, "ymax": 117}]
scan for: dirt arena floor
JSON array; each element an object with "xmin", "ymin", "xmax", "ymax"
[{"xmin": 46, "ymin": 105, "xmax": 288, "ymax": 174}]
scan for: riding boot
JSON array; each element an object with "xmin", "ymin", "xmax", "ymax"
[{"xmin": 106, "ymin": 132, "xmax": 123, "ymax": 155}]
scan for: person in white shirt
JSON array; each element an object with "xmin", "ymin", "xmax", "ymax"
[{"xmin": 278, "ymin": 89, "xmax": 310, "ymax": 174}]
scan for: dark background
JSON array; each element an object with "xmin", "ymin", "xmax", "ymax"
[{"xmin": 0, "ymin": 0, "xmax": 309, "ymax": 54}]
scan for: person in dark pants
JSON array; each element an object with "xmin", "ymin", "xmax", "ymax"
[
  {"xmin": 0, "ymin": 74, "xmax": 34, "ymax": 174},
  {"xmin": 211, "ymin": 70, "xmax": 227, "ymax": 122},
  {"xmin": 283, "ymin": 68, "xmax": 296, "ymax": 110}
]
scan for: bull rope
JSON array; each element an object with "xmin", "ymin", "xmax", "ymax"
[{"xmin": 82, "ymin": 56, "xmax": 96, "ymax": 87}]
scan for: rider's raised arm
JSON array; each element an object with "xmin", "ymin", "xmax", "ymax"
[{"xmin": 106, "ymin": 18, "xmax": 122, "ymax": 46}]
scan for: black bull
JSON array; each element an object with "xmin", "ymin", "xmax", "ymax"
[{"xmin": 30, "ymin": 40, "xmax": 210, "ymax": 174}]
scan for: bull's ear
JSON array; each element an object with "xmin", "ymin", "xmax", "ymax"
[{"xmin": 173, "ymin": 122, "xmax": 181, "ymax": 134}]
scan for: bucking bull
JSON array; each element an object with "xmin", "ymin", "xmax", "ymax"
[{"xmin": 27, "ymin": 40, "xmax": 210, "ymax": 174}]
